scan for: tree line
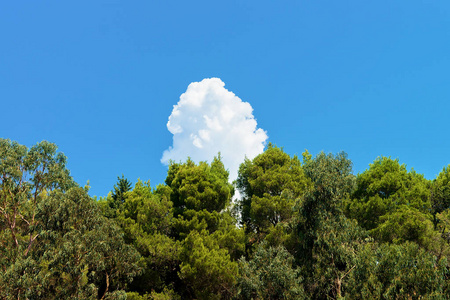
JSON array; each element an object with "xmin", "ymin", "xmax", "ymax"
[{"xmin": 1, "ymin": 138, "xmax": 450, "ymax": 299}]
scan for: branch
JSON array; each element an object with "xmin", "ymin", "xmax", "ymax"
[
  {"xmin": 18, "ymin": 213, "xmax": 30, "ymax": 226},
  {"xmin": 24, "ymin": 233, "xmax": 39, "ymax": 256},
  {"xmin": 100, "ymin": 272, "xmax": 110, "ymax": 300},
  {"xmin": 340, "ymin": 264, "xmax": 356, "ymax": 281}
]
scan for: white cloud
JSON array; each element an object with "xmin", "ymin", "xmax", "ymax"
[{"xmin": 161, "ymin": 78, "xmax": 268, "ymax": 182}]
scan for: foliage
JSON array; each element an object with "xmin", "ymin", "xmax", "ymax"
[
  {"xmin": 165, "ymin": 156, "xmax": 244, "ymax": 299},
  {"xmin": 108, "ymin": 157, "xmax": 244, "ymax": 299},
  {"xmin": 5, "ymin": 138, "xmax": 450, "ymax": 299},
  {"xmin": 346, "ymin": 156, "xmax": 431, "ymax": 231},
  {"xmin": 0, "ymin": 139, "xmax": 74, "ymax": 258},
  {"xmin": 236, "ymin": 243, "xmax": 304, "ymax": 299},
  {"xmin": 371, "ymin": 206, "xmax": 437, "ymax": 249},
  {"xmin": 166, "ymin": 156, "xmax": 233, "ymax": 216},
  {"xmin": 127, "ymin": 288, "xmax": 180, "ymax": 300},
  {"xmin": 0, "ymin": 140, "xmax": 140, "ymax": 299},
  {"xmin": 179, "ymin": 230, "xmax": 238, "ymax": 299},
  {"xmin": 347, "ymin": 242, "xmax": 449, "ymax": 299},
  {"xmin": 431, "ymin": 165, "xmax": 450, "ymax": 226},
  {"xmin": 236, "ymin": 144, "xmax": 311, "ymax": 249},
  {"xmin": 295, "ymin": 151, "xmax": 364, "ymax": 299},
  {"xmin": 108, "ymin": 174, "xmax": 133, "ymax": 215},
  {"xmin": 39, "ymin": 187, "xmax": 141, "ymax": 299},
  {"xmin": 112, "ymin": 180, "xmax": 180, "ymax": 296}
]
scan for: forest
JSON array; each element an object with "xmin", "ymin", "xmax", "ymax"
[{"xmin": 1, "ymin": 138, "xmax": 450, "ymax": 300}]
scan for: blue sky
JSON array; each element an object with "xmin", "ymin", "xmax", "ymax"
[{"xmin": 1, "ymin": 1, "xmax": 449, "ymax": 197}]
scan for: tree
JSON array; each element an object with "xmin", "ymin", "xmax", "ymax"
[
  {"xmin": 165, "ymin": 156, "xmax": 244, "ymax": 299},
  {"xmin": 0, "ymin": 139, "xmax": 141, "ymax": 299},
  {"xmin": 371, "ymin": 206, "xmax": 436, "ymax": 247},
  {"xmin": 109, "ymin": 157, "xmax": 243, "ymax": 299},
  {"xmin": 295, "ymin": 151, "xmax": 364, "ymax": 299},
  {"xmin": 236, "ymin": 243, "xmax": 304, "ymax": 299},
  {"xmin": 166, "ymin": 156, "xmax": 233, "ymax": 216},
  {"xmin": 0, "ymin": 139, "xmax": 74, "ymax": 259},
  {"xmin": 346, "ymin": 156, "xmax": 431, "ymax": 231},
  {"xmin": 37, "ymin": 187, "xmax": 141, "ymax": 300},
  {"xmin": 346, "ymin": 242, "xmax": 449, "ymax": 299},
  {"xmin": 236, "ymin": 144, "xmax": 311, "ymax": 248},
  {"xmin": 104, "ymin": 175, "xmax": 133, "ymax": 218},
  {"xmin": 112, "ymin": 180, "xmax": 180, "ymax": 297},
  {"xmin": 165, "ymin": 156, "xmax": 240, "ymax": 243},
  {"xmin": 431, "ymin": 165, "xmax": 450, "ymax": 226},
  {"xmin": 178, "ymin": 230, "xmax": 238, "ymax": 300}
]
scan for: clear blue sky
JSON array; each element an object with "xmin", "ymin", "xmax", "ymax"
[{"xmin": 1, "ymin": 1, "xmax": 449, "ymax": 197}]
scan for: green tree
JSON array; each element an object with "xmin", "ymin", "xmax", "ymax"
[
  {"xmin": 103, "ymin": 175, "xmax": 133, "ymax": 218},
  {"xmin": 346, "ymin": 156, "xmax": 431, "ymax": 231},
  {"xmin": 166, "ymin": 156, "xmax": 233, "ymax": 216},
  {"xmin": 111, "ymin": 157, "xmax": 243, "ymax": 299},
  {"xmin": 165, "ymin": 156, "xmax": 244, "ymax": 299},
  {"xmin": 236, "ymin": 243, "xmax": 304, "ymax": 300},
  {"xmin": 113, "ymin": 180, "xmax": 180, "ymax": 297},
  {"xmin": 165, "ymin": 156, "xmax": 242, "ymax": 245},
  {"xmin": 431, "ymin": 165, "xmax": 450, "ymax": 226},
  {"xmin": 178, "ymin": 230, "xmax": 238, "ymax": 300},
  {"xmin": 112, "ymin": 175, "xmax": 132, "ymax": 205},
  {"xmin": 433, "ymin": 208, "xmax": 450, "ymax": 260},
  {"xmin": 347, "ymin": 242, "xmax": 449, "ymax": 299},
  {"xmin": 371, "ymin": 206, "xmax": 436, "ymax": 248},
  {"xmin": 0, "ymin": 139, "xmax": 74, "ymax": 259},
  {"xmin": 295, "ymin": 151, "xmax": 364, "ymax": 299},
  {"xmin": 37, "ymin": 187, "xmax": 141, "ymax": 299},
  {"xmin": 0, "ymin": 139, "xmax": 140, "ymax": 299},
  {"xmin": 236, "ymin": 144, "xmax": 311, "ymax": 248}
]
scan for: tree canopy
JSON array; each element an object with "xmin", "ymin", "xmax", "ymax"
[
  {"xmin": 0, "ymin": 139, "xmax": 140, "ymax": 299},
  {"xmin": 2, "ymin": 138, "xmax": 450, "ymax": 299}
]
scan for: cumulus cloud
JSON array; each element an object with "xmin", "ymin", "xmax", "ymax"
[{"xmin": 161, "ymin": 78, "xmax": 268, "ymax": 182}]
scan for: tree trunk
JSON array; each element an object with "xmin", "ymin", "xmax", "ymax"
[
  {"xmin": 100, "ymin": 273, "xmax": 109, "ymax": 300},
  {"xmin": 335, "ymin": 276, "xmax": 342, "ymax": 299}
]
